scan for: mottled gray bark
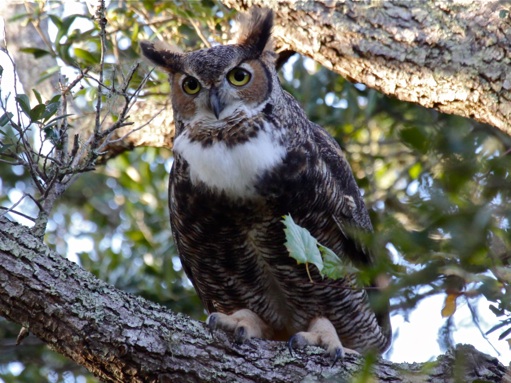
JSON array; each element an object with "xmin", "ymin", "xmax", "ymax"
[
  {"xmin": 0, "ymin": 217, "xmax": 507, "ymax": 382},
  {"xmin": 3, "ymin": 1, "xmax": 510, "ymax": 158},
  {"xmin": 126, "ymin": 0, "xmax": 511, "ymax": 153},
  {"xmin": 225, "ymin": 0, "xmax": 511, "ymax": 135}
]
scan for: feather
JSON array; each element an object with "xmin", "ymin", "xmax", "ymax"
[
  {"xmin": 235, "ymin": 8, "xmax": 273, "ymax": 54},
  {"xmin": 140, "ymin": 40, "xmax": 184, "ymax": 73}
]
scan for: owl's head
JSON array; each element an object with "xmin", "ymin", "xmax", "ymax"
[{"xmin": 140, "ymin": 9, "xmax": 279, "ymax": 123}]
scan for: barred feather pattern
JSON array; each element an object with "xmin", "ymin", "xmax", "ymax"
[
  {"xmin": 143, "ymin": 7, "xmax": 391, "ymax": 355},
  {"xmin": 170, "ymin": 91, "xmax": 391, "ymax": 353}
]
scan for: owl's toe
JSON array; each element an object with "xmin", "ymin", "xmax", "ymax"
[
  {"xmin": 287, "ymin": 333, "xmax": 308, "ymax": 357},
  {"xmin": 288, "ymin": 317, "xmax": 350, "ymax": 365},
  {"xmin": 206, "ymin": 309, "xmax": 273, "ymax": 343}
]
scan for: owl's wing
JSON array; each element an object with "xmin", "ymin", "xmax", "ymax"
[
  {"xmin": 307, "ymin": 123, "xmax": 391, "ymax": 333},
  {"xmin": 307, "ymin": 124, "xmax": 375, "ymax": 268}
]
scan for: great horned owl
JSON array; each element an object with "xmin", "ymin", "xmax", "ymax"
[{"xmin": 141, "ymin": 8, "xmax": 391, "ymax": 361}]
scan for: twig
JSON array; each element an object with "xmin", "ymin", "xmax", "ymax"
[
  {"xmin": 62, "ymin": 68, "xmax": 90, "ymax": 96},
  {"xmin": 0, "ymin": 206, "xmax": 35, "ymax": 222},
  {"xmin": 93, "ymin": 0, "xmax": 108, "ymax": 139},
  {"xmin": 0, "ymin": 194, "xmax": 29, "ymax": 220}
]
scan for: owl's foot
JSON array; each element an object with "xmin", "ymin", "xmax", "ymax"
[
  {"xmin": 207, "ymin": 308, "xmax": 273, "ymax": 344},
  {"xmin": 288, "ymin": 317, "xmax": 358, "ymax": 365}
]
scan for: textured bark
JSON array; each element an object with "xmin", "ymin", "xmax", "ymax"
[
  {"xmin": 125, "ymin": 0, "xmax": 511, "ymax": 152},
  {"xmin": 0, "ymin": 217, "xmax": 507, "ymax": 382},
  {"xmin": 98, "ymin": 99, "xmax": 175, "ymax": 161},
  {"xmin": 224, "ymin": 0, "xmax": 511, "ymax": 136},
  {"xmin": 4, "ymin": 1, "xmax": 510, "ymax": 158}
]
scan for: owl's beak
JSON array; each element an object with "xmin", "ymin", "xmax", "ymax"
[{"xmin": 209, "ymin": 87, "xmax": 224, "ymax": 119}]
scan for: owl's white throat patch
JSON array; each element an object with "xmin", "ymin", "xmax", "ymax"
[{"xmin": 174, "ymin": 124, "xmax": 286, "ymax": 198}]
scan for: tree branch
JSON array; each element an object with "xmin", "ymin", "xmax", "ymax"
[
  {"xmin": 224, "ymin": 0, "xmax": 511, "ymax": 135},
  {"xmin": 0, "ymin": 217, "xmax": 506, "ymax": 382}
]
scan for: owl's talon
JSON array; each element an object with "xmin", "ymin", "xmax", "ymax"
[
  {"xmin": 331, "ymin": 346, "xmax": 344, "ymax": 366},
  {"xmin": 287, "ymin": 337, "xmax": 295, "ymax": 357},
  {"xmin": 234, "ymin": 325, "xmax": 248, "ymax": 344},
  {"xmin": 287, "ymin": 333, "xmax": 306, "ymax": 358},
  {"xmin": 206, "ymin": 313, "xmax": 219, "ymax": 336}
]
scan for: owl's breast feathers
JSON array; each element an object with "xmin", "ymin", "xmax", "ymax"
[
  {"xmin": 173, "ymin": 101, "xmax": 287, "ymax": 199},
  {"xmin": 169, "ymin": 93, "xmax": 391, "ymax": 353}
]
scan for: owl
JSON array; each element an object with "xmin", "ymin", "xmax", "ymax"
[{"xmin": 140, "ymin": 8, "xmax": 391, "ymax": 362}]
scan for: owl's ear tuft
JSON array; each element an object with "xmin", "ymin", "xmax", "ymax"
[
  {"xmin": 236, "ymin": 8, "xmax": 273, "ymax": 56},
  {"xmin": 140, "ymin": 40, "xmax": 184, "ymax": 73}
]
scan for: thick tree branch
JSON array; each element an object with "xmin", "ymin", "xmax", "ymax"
[
  {"xmin": 4, "ymin": 1, "xmax": 510, "ymax": 163},
  {"xmin": 224, "ymin": 0, "xmax": 511, "ymax": 135},
  {"xmin": 6, "ymin": 1, "xmax": 510, "ymax": 163},
  {"xmin": 0, "ymin": 217, "xmax": 507, "ymax": 382},
  {"xmin": 106, "ymin": 0, "xmax": 511, "ymax": 156},
  {"xmin": 102, "ymin": 99, "xmax": 175, "ymax": 157}
]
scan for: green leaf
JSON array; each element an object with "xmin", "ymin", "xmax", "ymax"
[
  {"xmin": 319, "ymin": 244, "xmax": 345, "ymax": 280},
  {"xmin": 49, "ymin": 94, "xmax": 62, "ymax": 104},
  {"xmin": 399, "ymin": 126, "xmax": 429, "ymax": 154},
  {"xmin": 19, "ymin": 47, "xmax": 52, "ymax": 59},
  {"xmin": 41, "ymin": 101, "xmax": 60, "ymax": 121},
  {"xmin": 15, "ymin": 94, "xmax": 31, "ymax": 116},
  {"xmin": 49, "ymin": 14, "xmax": 62, "ymax": 29},
  {"xmin": 32, "ymin": 89, "xmax": 43, "ymax": 104},
  {"xmin": 0, "ymin": 143, "xmax": 13, "ymax": 154},
  {"xmin": 8, "ymin": 12, "xmax": 30, "ymax": 23},
  {"xmin": 486, "ymin": 319, "xmax": 511, "ymax": 335},
  {"xmin": 74, "ymin": 47, "xmax": 98, "ymax": 65},
  {"xmin": 131, "ymin": 22, "xmax": 140, "ymax": 41},
  {"xmin": 37, "ymin": 66, "xmax": 60, "ymax": 84},
  {"xmin": 489, "ymin": 304, "xmax": 506, "ymax": 317},
  {"xmin": 408, "ymin": 162, "xmax": 422, "ymax": 180},
  {"xmin": 478, "ymin": 278, "xmax": 501, "ymax": 301},
  {"xmin": 499, "ymin": 326, "xmax": 511, "ymax": 340},
  {"xmin": 283, "ymin": 215, "xmax": 355, "ymax": 281},
  {"xmin": 56, "ymin": 15, "xmax": 78, "ymax": 44},
  {"xmin": 283, "ymin": 215, "xmax": 323, "ymax": 276},
  {"xmin": 0, "ymin": 112, "xmax": 13, "ymax": 127},
  {"xmin": 42, "ymin": 113, "xmax": 73, "ymax": 130},
  {"xmin": 29, "ymin": 104, "xmax": 46, "ymax": 121}
]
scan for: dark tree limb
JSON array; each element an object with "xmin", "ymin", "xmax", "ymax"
[
  {"xmin": 224, "ymin": 0, "xmax": 511, "ymax": 135},
  {"xmin": 0, "ymin": 218, "xmax": 507, "ymax": 382}
]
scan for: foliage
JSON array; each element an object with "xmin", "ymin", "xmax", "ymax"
[
  {"xmin": 1, "ymin": 0, "xmax": 511, "ymax": 382},
  {"xmin": 283, "ymin": 214, "xmax": 356, "ymax": 282}
]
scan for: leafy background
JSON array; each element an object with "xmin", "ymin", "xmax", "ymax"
[{"xmin": 1, "ymin": 1, "xmax": 511, "ymax": 382}]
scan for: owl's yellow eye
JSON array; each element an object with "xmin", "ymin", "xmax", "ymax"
[
  {"xmin": 182, "ymin": 76, "xmax": 201, "ymax": 95},
  {"xmin": 227, "ymin": 68, "xmax": 251, "ymax": 87}
]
